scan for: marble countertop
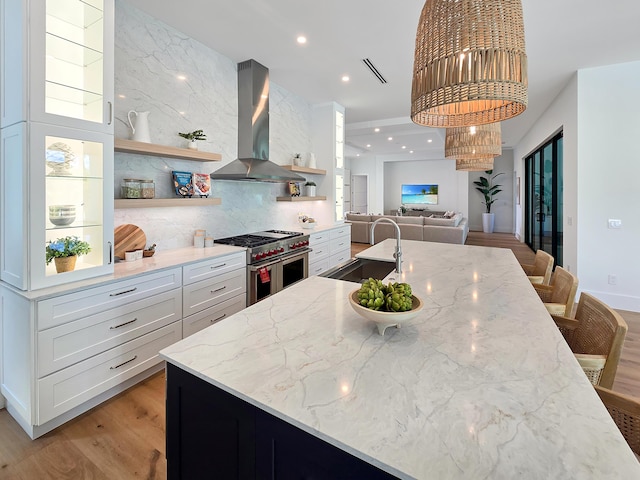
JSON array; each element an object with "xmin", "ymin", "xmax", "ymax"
[
  {"xmin": 6, "ymin": 244, "xmax": 246, "ymax": 300},
  {"xmin": 160, "ymin": 239, "xmax": 640, "ymax": 479}
]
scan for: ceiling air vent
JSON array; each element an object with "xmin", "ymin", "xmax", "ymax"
[{"xmin": 361, "ymin": 58, "xmax": 388, "ymax": 84}]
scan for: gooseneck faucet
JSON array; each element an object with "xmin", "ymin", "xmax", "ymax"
[{"xmin": 370, "ymin": 218, "xmax": 402, "ymax": 274}]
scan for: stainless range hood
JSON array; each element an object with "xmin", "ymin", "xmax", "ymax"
[{"xmin": 210, "ymin": 59, "xmax": 305, "ymax": 183}]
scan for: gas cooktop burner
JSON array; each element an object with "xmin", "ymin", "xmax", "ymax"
[{"xmin": 215, "ymin": 230, "xmax": 302, "ymax": 247}]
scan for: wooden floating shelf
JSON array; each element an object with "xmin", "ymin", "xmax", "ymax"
[
  {"xmin": 281, "ymin": 165, "xmax": 326, "ymax": 175},
  {"xmin": 276, "ymin": 196, "xmax": 327, "ymax": 202},
  {"xmin": 114, "ymin": 138, "xmax": 222, "ymax": 162},
  {"xmin": 114, "ymin": 197, "xmax": 222, "ymax": 209}
]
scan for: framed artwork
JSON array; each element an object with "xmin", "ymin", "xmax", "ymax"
[{"xmin": 401, "ymin": 184, "xmax": 438, "ymax": 205}]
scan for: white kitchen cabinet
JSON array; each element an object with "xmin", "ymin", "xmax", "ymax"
[
  {"xmin": 182, "ymin": 252, "xmax": 246, "ymax": 337},
  {"xmin": 0, "ymin": 266, "xmax": 182, "ymax": 439},
  {"xmin": 308, "ymin": 225, "xmax": 351, "ymax": 276},
  {"xmin": 0, "ymin": 0, "xmax": 115, "ymax": 291}
]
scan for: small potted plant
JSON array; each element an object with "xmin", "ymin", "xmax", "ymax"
[
  {"xmin": 178, "ymin": 129, "xmax": 207, "ymax": 150},
  {"xmin": 46, "ymin": 235, "xmax": 91, "ymax": 273},
  {"xmin": 304, "ymin": 181, "xmax": 316, "ymax": 197},
  {"xmin": 292, "ymin": 153, "xmax": 304, "ymax": 166},
  {"xmin": 473, "ymin": 170, "xmax": 504, "ymax": 233}
]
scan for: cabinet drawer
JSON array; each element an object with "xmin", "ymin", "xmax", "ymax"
[
  {"xmin": 183, "ymin": 252, "xmax": 246, "ymax": 286},
  {"xmin": 309, "ymin": 259, "xmax": 330, "ymax": 277},
  {"xmin": 183, "ymin": 269, "xmax": 246, "ymax": 317},
  {"xmin": 38, "ymin": 288, "xmax": 182, "ymax": 377},
  {"xmin": 329, "ymin": 236, "xmax": 350, "ymax": 255},
  {"xmin": 308, "ymin": 241, "xmax": 330, "ymax": 263},
  {"xmin": 330, "ymin": 251, "xmax": 351, "ymax": 268},
  {"xmin": 38, "ymin": 268, "xmax": 182, "ymax": 330},
  {"xmin": 37, "ymin": 321, "xmax": 181, "ymax": 425},
  {"xmin": 329, "ymin": 225, "xmax": 351, "ymax": 240},
  {"xmin": 183, "ymin": 295, "xmax": 246, "ymax": 338},
  {"xmin": 309, "ymin": 231, "xmax": 329, "ymax": 245}
]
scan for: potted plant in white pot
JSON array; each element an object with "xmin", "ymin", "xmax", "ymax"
[
  {"xmin": 304, "ymin": 181, "xmax": 316, "ymax": 197},
  {"xmin": 473, "ymin": 170, "xmax": 504, "ymax": 233},
  {"xmin": 178, "ymin": 129, "xmax": 207, "ymax": 150}
]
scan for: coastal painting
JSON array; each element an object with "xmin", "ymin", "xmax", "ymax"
[{"xmin": 401, "ymin": 184, "xmax": 438, "ymax": 205}]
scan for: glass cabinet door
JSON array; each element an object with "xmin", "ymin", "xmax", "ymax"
[
  {"xmin": 30, "ymin": 0, "xmax": 114, "ymax": 132},
  {"xmin": 31, "ymin": 123, "xmax": 113, "ymax": 289}
]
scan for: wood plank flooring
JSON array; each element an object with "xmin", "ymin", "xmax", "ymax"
[{"xmin": 0, "ymin": 232, "xmax": 638, "ymax": 478}]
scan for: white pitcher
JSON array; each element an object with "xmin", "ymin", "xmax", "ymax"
[{"xmin": 127, "ymin": 110, "xmax": 151, "ymax": 143}]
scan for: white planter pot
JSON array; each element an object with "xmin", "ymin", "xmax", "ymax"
[
  {"xmin": 482, "ymin": 213, "xmax": 495, "ymax": 233},
  {"xmin": 304, "ymin": 186, "xmax": 316, "ymax": 197}
]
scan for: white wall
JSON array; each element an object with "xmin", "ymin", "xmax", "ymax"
[
  {"xmin": 383, "ymin": 159, "xmax": 468, "ymax": 216},
  {"xmin": 467, "ymin": 151, "xmax": 514, "ymax": 233},
  {"xmin": 575, "ymin": 61, "xmax": 640, "ymax": 311},
  {"xmin": 113, "ymin": 0, "xmax": 330, "ymax": 247},
  {"xmin": 514, "ymin": 61, "xmax": 640, "ymax": 312}
]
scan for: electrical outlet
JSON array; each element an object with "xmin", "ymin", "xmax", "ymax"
[
  {"xmin": 608, "ymin": 274, "xmax": 617, "ymax": 285},
  {"xmin": 608, "ymin": 219, "xmax": 622, "ymax": 229}
]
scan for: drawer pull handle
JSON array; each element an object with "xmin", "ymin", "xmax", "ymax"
[
  {"xmin": 110, "ymin": 355, "xmax": 138, "ymax": 370},
  {"xmin": 211, "ymin": 286, "xmax": 227, "ymax": 293},
  {"xmin": 211, "ymin": 263, "xmax": 227, "ymax": 270},
  {"xmin": 210, "ymin": 313, "xmax": 227, "ymax": 324},
  {"xmin": 110, "ymin": 318, "xmax": 138, "ymax": 330},
  {"xmin": 338, "ymin": 242, "xmax": 345, "ymax": 246},
  {"xmin": 110, "ymin": 287, "xmax": 137, "ymax": 297}
]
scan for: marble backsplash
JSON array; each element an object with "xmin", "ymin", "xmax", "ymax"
[{"xmin": 113, "ymin": 0, "xmax": 325, "ymax": 249}]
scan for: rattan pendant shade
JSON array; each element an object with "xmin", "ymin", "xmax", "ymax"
[
  {"xmin": 445, "ymin": 123, "xmax": 501, "ymax": 159},
  {"xmin": 455, "ymin": 157, "xmax": 495, "ymax": 171},
  {"xmin": 411, "ymin": 0, "xmax": 528, "ymax": 128}
]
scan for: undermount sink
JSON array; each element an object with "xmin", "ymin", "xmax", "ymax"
[{"xmin": 320, "ymin": 257, "xmax": 396, "ymax": 283}]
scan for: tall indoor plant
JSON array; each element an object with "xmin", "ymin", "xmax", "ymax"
[{"xmin": 473, "ymin": 170, "xmax": 503, "ymax": 233}]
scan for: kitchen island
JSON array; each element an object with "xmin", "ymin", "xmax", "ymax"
[{"xmin": 160, "ymin": 239, "xmax": 640, "ymax": 479}]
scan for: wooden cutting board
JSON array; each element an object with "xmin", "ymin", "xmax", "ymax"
[{"xmin": 114, "ymin": 224, "xmax": 146, "ymax": 260}]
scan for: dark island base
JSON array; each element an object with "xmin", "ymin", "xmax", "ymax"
[{"xmin": 166, "ymin": 363, "xmax": 398, "ymax": 479}]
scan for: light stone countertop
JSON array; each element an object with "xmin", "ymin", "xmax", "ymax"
[
  {"xmin": 160, "ymin": 239, "xmax": 640, "ymax": 479},
  {"xmin": 6, "ymin": 244, "xmax": 246, "ymax": 300}
]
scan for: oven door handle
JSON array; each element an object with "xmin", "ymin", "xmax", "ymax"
[{"xmin": 248, "ymin": 259, "xmax": 281, "ymax": 272}]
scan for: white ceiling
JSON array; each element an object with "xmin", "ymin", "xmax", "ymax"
[{"xmin": 125, "ymin": 0, "xmax": 640, "ymax": 160}]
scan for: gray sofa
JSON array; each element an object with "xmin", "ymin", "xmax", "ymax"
[{"xmin": 346, "ymin": 213, "xmax": 468, "ymax": 245}]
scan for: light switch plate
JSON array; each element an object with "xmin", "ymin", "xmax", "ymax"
[{"xmin": 608, "ymin": 219, "xmax": 622, "ymax": 229}]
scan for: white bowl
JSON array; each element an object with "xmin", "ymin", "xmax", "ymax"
[
  {"xmin": 349, "ymin": 290, "xmax": 424, "ymax": 335},
  {"xmin": 299, "ymin": 221, "xmax": 316, "ymax": 229},
  {"xmin": 50, "ymin": 215, "xmax": 75, "ymax": 226}
]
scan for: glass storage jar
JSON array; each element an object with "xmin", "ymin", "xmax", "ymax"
[
  {"xmin": 122, "ymin": 179, "xmax": 141, "ymax": 199},
  {"xmin": 140, "ymin": 180, "xmax": 155, "ymax": 199}
]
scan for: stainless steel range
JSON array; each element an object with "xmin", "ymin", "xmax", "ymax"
[{"xmin": 215, "ymin": 230, "xmax": 310, "ymax": 305}]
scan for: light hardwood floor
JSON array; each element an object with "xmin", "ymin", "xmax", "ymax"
[{"xmin": 1, "ymin": 232, "xmax": 638, "ymax": 478}]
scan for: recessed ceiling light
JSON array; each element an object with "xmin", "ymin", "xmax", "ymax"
[
  {"xmin": 118, "ymin": 94, "xmax": 125, "ymax": 98},
  {"xmin": 388, "ymin": 137, "xmax": 393, "ymax": 141},
  {"xmin": 179, "ymin": 111, "xmax": 185, "ymax": 115},
  {"xmin": 374, "ymin": 128, "xmax": 380, "ymax": 132},
  {"xmin": 297, "ymin": 35, "xmax": 307, "ymax": 44},
  {"xmin": 427, "ymin": 139, "xmax": 433, "ymax": 143},
  {"xmin": 341, "ymin": 75, "xmax": 350, "ymax": 82},
  {"xmin": 177, "ymin": 75, "xmax": 186, "ymax": 80},
  {"xmin": 410, "ymin": 150, "xmax": 414, "ymax": 153},
  {"xmin": 356, "ymin": 153, "xmax": 360, "ymax": 157},
  {"xmin": 402, "ymin": 146, "xmax": 406, "ymax": 149},
  {"xmin": 366, "ymin": 144, "xmax": 371, "ymax": 148}
]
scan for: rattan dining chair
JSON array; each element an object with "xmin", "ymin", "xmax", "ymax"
[
  {"xmin": 533, "ymin": 266, "xmax": 579, "ymax": 317},
  {"xmin": 595, "ymin": 385, "xmax": 640, "ymax": 457},
  {"xmin": 520, "ymin": 249, "xmax": 554, "ymax": 285},
  {"xmin": 552, "ymin": 292, "xmax": 628, "ymax": 389}
]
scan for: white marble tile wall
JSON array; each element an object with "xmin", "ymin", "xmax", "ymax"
[{"xmin": 114, "ymin": 1, "xmax": 325, "ymax": 248}]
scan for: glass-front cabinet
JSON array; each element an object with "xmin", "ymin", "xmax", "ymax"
[
  {"xmin": 335, "ymin": 109, "xmax": 345, "ymax": 221},
  {"xmin": 30, "ymin": 0, "xmax": 114, "ymax": 131},
  {"xmin": 0, "ymin": 0, "xmax": 114, "ymax": 290}
]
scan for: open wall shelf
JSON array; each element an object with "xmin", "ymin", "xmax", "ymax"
[
  {"xmin": 115, "ymin": 197, "xmax": 222, "ymax": 209},
  {"xmin": 276, "ymin": 196, "xmax": 327, "ymax": 202},
  {"xmin": 281, "ymin": 165, "xmax": 326, "ymax": 175},
  {"xmin": 115, "ymin": 139, "xmax": 222, "ymax": 162}
]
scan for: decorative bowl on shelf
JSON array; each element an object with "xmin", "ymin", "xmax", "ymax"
[
  {"xmin": 349, "ymin": 289, "xmax": 424, "ymax": 335},
  {"xmin": 299, "ymin": 221, "xmax": 316, "ymax": 229},
  {"xmin": 49, "ymin": 205, "xmax": 76, "ymax": 226}
]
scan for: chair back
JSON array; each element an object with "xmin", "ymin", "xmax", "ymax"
[
  {"xmin": 532, "ymin": 250, "xmax": 554, "ymax": 285},
  {"xmin": 549, "ymin": 267, "xmax": 579, "ymax": 316},
  {"xmin": 571, "ymin": 293, "xmax": 628, "ymax": 389},
  {"xmin": 595, "ymin": 386, "xmax": 640, "ymax": 456}
]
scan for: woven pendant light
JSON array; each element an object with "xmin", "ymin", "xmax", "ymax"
[
  {"xmin": 455, "ymin": 157, "xmax": 495, "ymax": 171},
  {"xmin": 445, "ymin": 122, "xmax": 501, "ymax": 159},
  {"xmin": 411, "ymin": 0, "xmax": 528, "ymax": 128}
]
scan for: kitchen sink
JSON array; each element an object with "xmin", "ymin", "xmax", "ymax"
[{"xmin": 319, "ymin": 257, "xmax": 397, "ymax": 283}]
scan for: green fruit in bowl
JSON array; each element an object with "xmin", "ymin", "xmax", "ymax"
[{"xmin": 356, "ymin": 279, "xmax": 414, "ymax": 312}]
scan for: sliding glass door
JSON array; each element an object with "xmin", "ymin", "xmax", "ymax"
[{"xmin": 524, "ymin": 132, "xmax": 563, "ymax": 266}]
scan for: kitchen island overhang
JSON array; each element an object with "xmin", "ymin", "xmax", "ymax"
[{"xmin": 160, "ymin": 239, "xmax": 640, "ymax": 479}]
